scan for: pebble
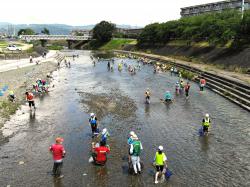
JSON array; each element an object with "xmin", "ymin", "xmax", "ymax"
[
  {"xmin": 7, "ymin": 185, "xmax": 10, "ymax": 187},
  {"xmin": 18, "ymin": 161, "xmax": 24, "ymax": 165},
  {"xmin": 82, "ymin": 173, "xmax": 87, "ymax": 176}
]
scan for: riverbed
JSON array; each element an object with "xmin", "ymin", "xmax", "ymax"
[{"xmin": 0, "ymin": 51, "xmax": 249, "ymax": 187}]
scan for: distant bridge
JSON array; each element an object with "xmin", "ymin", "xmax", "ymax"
[
  {"xmin": 19, "ymin": 34, "xmax": 92, "ymax": 41},
  {"xmin": 19, "ymin": 34, "xmax": 92, "ymax": 49}
]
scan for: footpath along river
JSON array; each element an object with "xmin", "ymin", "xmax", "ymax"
[{"xmin": 0, "ymin": 51, "xmax": 249, "ymax": 187}]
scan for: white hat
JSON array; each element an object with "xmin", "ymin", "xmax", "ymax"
[
  {"xmin": 102, "ymin": 128, "xmax": 107, "ymax": 135},
  {"xmin": 133, "ymin": 134, "xmax": 138, "ymax": 140},
  {"xmin": 158, "ymin": 145, "xmax": 163, "ymax": 151},
  {"xmin": 205, "ymin": 114, "xmax": 209, "ymax": 118},
  {"xmin": 130, "ymin": 131, "xmax": 138, "ymax": 140},
  {"xmin": 90, "ymin": 113, "xmax": 95, "ymax": 117},
  {"xmin": 129, "ymin": 131, "xmax": 135, "ymax": 136}
]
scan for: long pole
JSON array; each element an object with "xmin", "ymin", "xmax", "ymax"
[{"xmin": 242, "ymin": 0, "xmax": 245, "ymax": 19}]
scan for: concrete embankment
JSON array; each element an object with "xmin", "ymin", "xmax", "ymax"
[
  {"xmin": 115, "ymin": 50, "xmax": 250, "ymax": 111},
  {"xmin": 123, "ymin": 45, "xmax": 250, "ymax": 70}
]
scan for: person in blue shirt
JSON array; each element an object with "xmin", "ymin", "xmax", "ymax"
[
  {"xmin": 89, "ymin": 113, "xmax": 98, "ymax": 138},
  {"xmin": 100, "ymin": 128, "xmax": 110, "ymax": 146},
  {"xmin": 164, "ymin": 91, "xmax": 172, "ymax": 102}
]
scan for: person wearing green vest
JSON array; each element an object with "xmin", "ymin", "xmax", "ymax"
[
  {"xmin": 129, "ymin": 134, "xmax": 143, "ymax": 175},
  {"xmin": 154, "ymin": 145, "xmax": 167, "ymax": 184},
  {"xmin": 202, "ymin": 113, "xmax": 211, "ymax": 135}
]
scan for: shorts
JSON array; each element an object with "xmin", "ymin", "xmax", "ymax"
[
  {"xmin": 146, "ymin": 96, "xmax": 150, "ymax": 100},
  {"xmin": 185, "ymin": 90, "xmax": 189, "ymax": 97},
  {"xmin": 28, "ymin": 101, "xmax": 35, "ymax": 107},
  {"xmin": 203, "ymin": 126, "xmax": 209, "ymax": 132},
  {"xmin": 165, "ymin": 99, "xmax": 171, "ymax": 102},
  {"xmin": 156, "ymin": 165, "xmax": 164, "ymax": 172}
]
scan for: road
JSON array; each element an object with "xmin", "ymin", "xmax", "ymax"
[
  {"xmin": 0, "ymin": 51, "xmax": 249, "ymax": 187},
  {"xmin": 0, "ymin": 50, "xmax": 57, "ymax": 73}
]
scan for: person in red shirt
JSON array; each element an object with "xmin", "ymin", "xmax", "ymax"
[
  {"xmin": 25, "ymin": 91, "xmax": 36, "ymax": 110},
  {"xmin": 200, "ymin": 78, "xmax": 206, "ymax": 91},
  {"xmin": 92, "ymin": 141, "xmax": 110, "ymax": 166},
  {"xmin": 49, "ymin": 137, "xmax": 66, "ymax": 178},
  {"xmin": 184, "ymin": 82, "xmax": 191, "ymax": 99}
]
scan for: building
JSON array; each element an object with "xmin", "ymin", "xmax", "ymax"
[
  {"xmin": 115, "ymin": 28, "xmax": 143, "ymax": 38},
  {"xmin": 181, "ymin": 0, "xmax": 250, "ymax": 17},
  {"xmin": 70, "ymin": 29, "xmax": 92, "ymax": 36}
]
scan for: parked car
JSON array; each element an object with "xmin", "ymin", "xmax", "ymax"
[{"xmin": 6, "ymin": 44, "xmax": 21, "ymax": 51}]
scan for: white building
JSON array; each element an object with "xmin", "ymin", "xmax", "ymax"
[{"xmin": 181, "ymin": 0, "xmax": 250, "ymax": 17}]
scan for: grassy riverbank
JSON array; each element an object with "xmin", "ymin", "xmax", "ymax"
[
  {"xmin": 0, "ymin": 62, "xmax": 57, "ymax": 127},
  {"xmin": 100, "ymin": 39, "xmax": 137, "ymax": 50}
]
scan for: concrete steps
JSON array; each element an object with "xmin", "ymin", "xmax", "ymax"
[{"xmin": 55, "ymin": 53, "xmax": 65, "ymax": 63}]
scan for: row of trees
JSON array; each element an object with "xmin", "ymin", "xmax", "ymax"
[
  {"xmin": 138, "ymin": 10, "xmax": 250, "ymax": 47},
  {"xmin": 17, "ymin": 28, "xmax": 50, "ymax": 36}
]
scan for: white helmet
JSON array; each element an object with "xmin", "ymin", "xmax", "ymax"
[
  {"xmin": 102, "ymin": 128, "xmax": 107, "ymax": 134},
  {"xmin": 158, "ymin": 145, "xmax": 164, "ymax": 151},
  {"xmin": 205, "ymin": 113, "xmax": 209, "ymax": 118},
  {"xmin": 90, "ymin": 113, "xmax": 95, "ymax": 117}
]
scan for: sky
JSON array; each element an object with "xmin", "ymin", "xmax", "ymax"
[{"xmin": 1, "ymin": 0, "xmax": 221, "ymax": 26}]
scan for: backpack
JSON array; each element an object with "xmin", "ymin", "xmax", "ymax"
[
  {"xmin": 133, "ymin": 141, "xmax": 141, "ymax": 156},
  {"xmin": 90, "ymin": 118, "xmax": 97, "ymax": 126}
]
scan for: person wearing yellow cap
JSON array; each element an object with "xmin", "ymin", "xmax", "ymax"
[{"xmin": 49, "ymin": 137, "xmax": 66, "ymax": 178}]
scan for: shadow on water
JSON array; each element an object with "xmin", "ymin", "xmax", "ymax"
[
  {"xmin": 29, "ymin": 111, "xmax": 36, "ymax": 124},
  {"xmin": 199, "ymin": 136, "xmax": 210, "ymax": 152}
]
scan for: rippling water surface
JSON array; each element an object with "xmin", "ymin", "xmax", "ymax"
[{"xmin": 0, "ymin": 51, "xmax": 249, "ymax": 187}]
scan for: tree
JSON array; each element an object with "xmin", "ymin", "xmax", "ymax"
[
  {"xmin": 41, "ymin": 28, "xmax": 50, "ymax": 35},
  {"xmin": 17, "ymin": 28, "xmax": 35, "ymax": 36},
  {"xmin": 137, "ymin": 9, "xmax": 245, "ymax": 47},
  {"xmin": 92, "ymin": 21, "xmax": 116, "ymax": 44}
]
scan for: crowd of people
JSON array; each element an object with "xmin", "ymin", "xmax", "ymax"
[{"xmin": 48, "ymin": 54, "xmax": 211, "ymax": 184}]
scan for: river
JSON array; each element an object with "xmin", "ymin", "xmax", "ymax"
[{"xmin": 0, "ymin": 51, "xmax": 249, "ymax": 187}]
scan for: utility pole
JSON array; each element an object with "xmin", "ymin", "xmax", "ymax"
[{"xmin": 242, "ymin": 0, "xmax": 245, "ymax": 19}]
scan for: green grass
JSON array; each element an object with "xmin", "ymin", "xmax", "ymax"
[
  {"xmin": 100, "ymin": 39, "xmax": 137, "ymax": 50},
  {"xmin": 0, "ymin": 100, "xmax": 20, "ymax": 119},
  {"xmin": 179, "ymin": 69, "xmax": 197, "ymax": 80},
  {"xmin": 0, "ymin": 41, "xmax": 8, "ymax": 48},
  {"xmin": 167, "ymin": 40, "xmax": 232, "ymax": 48},
  {"xmin": 47, "ymin": 45, "xmax": 64, "ymax": 50}
]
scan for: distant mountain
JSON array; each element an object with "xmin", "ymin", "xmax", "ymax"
[{"xmin": 0, "ymin": 23, "xmax": 142, "ymax": 35}]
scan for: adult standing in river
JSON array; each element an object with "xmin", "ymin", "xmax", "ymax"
[
  {"xmin": 154, "ymin": 145, "xmax": 167, "ymax": 184},
  {"xmin": 25, "ymin": 91, "xmax": 36, "ymax": 111},
  {"xmin": 49, "ymin": 137, "xmax": 66, "ymax": 178},
  {"xmin": 129, "ymin": 134, "xmax": 143, "ymax": 175},
  {"xmin": 107, "ymin": 61, "xmax": 110, "ymax": 71}
]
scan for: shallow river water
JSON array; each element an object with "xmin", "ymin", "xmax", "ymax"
[{"xmin": 0, "ymin": 51, "xmax": 249, "ymax": 187}]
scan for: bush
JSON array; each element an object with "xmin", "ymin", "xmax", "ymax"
[{"xmin": 180, "ymin": 69, "xmax": 196, "ymax": 80}]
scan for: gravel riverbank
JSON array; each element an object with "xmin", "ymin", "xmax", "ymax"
[{"xmin": 0, "ymin": 61, "xmax": 58, "ymax": 127}]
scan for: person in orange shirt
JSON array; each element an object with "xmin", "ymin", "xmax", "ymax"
[{"xmin": 25, "ymin": 91, "xmax": 36, "ymax": 110}]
